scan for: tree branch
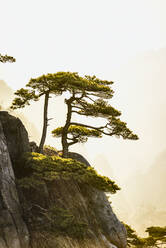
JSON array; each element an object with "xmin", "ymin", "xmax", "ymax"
[
  {"xmin": 68, "ymin": 139, "xmax": 79, "ymax": 146},
  {"xmin": 72, "ymin": 110, "xmax": 87, "ymax": 116},
  {"xmin": 85, "ymin": 95, "xmax": 96, "ymax": 103},
  {"xmin": 71, "ymin": 105, "xmax": 84, "ymax": 110},
  {"xmin": 69, "ymin": 122, "xmax": 112, "ymax": 136},
  {"xmin": 67, "ymin": 137, "xmax": 74, "ymax": 140},
  {"xmin": 47, "ymin": 118, "xmax": 53, "ymax": 121}
]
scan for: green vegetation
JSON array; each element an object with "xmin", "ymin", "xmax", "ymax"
[
  {"xmin": 43, "ymin": 145, "xmax": 59, "ymax": 156},
  {"xmin": 11, "ymin": 71, "xmax": 138, "ymax": 156},
  {"xmin": 0, "ymin": 53, "xmax": 15, "ymax": 63},
  {"xmin": 51, "ymin": 73, "xmax": 138, "ymax": 157},
  {"xmin": 11, "ymin": 73, "xmax": 66, "ymax": 153},
  {"xmin": 2, "ymin": 56, "xmax": 163, "ymax": 246},
  {"xmin": 125, "ymin": 224, "xmax": 146, "ymax": 247},
  {"xmin": 46, "ymin": 207, "xmax": 88, "ymax": 239},
  {"xmin": 17, "ymin": 152, "xmax": 120, "ymax": 194},
  {"xmin": 145, "ymin": 226, "xmax": 166, "ymax": 247},
  {"xmin": 52, "ymin": 125, "xmax": 102, "ymax": 144},
  {"xmin": 125, "ymin": 224, "xmax": 166, "ymax": 247}
]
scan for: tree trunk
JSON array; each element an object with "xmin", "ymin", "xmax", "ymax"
[
  {"xmin": 62, "ymin": 99, "xmax": 73, "ymax": 158},
  {"xmin": 38, "ymin": 92, "xmax": 49, "ymax": 153}
]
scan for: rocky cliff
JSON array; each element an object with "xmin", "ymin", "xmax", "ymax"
[
  {"xmin": 0, "ymin": 111, "xmax": 127, "ymax": 248},
  {"xmin": 0, "ymin": 112, "xmax": 29, "ymax": 248}
]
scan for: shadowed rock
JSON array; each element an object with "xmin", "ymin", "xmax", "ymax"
[
  {"xmin": 68, "ymin": 152, "xmax": 91, "ymax": 167},
  {"xmin": 0, "ymin": 118, "xmax": 29, "ymax": 248},
  {"xmin": 0, "ymin": 111, "xmax": 30, "ymax": 165},
  {"xmin": 0, "ymin": 112, "xmax": 127, "ymax": 248}
]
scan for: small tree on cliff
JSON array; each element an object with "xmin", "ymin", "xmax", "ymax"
[
  {"xmin": 125, "ymin": 224, "xmax": 166, "ymax": 247},
  {"xmin": 144, "ymin": 226, "xmax": 166, "ymax": 247},
  {"xmin": 11, "ymin": 74, "xmax": 66, "ymax": 153},
  {"xmin": 0, "ymin": 54, "xmax": 16, "ymax": 63},
  {"xmin": 125, "ymin": 224, "xmax": 146, "ymax": 247},
  {"xmin": 0, "ymin": 53, "xmax": 15, "ymax": 110},
  {"xmin": 52, "ymin": 73, "xmax": 138, "ymax": 157}
]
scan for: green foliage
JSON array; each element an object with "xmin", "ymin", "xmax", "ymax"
[
  {"xmin": 146, "ymin": 226, "xmax": 166, "ymax": 238},
  {"xmin": 11, "ymin": 73, "xmax": 64, "ymax": 110},
  {"xmin": 13, "ymin": 72, "xmax": 112, "ymax": 105},
  {"xmin": 17, "ymin": 152, "xmax": 120, "ymax": 194},
  {"xmin": 125, "ymin": 224, "xmax": 146, "ymax": 247},
  {"xmin": 47, "ymin": 207, "xmax": 88, "ymax": 239},
  {"xmin": 50, "ymin": 72, "xmax": 138, "ymax": 156},
  {"xmin": 125, "ymin": 224, "xmax": 166, "ymax": 247},
  {"xmin": 52, "ymin": 125, "xmax": 102, "ymax": 143},
  {"xmin": 107, "ymin": 117, "xmax": 138, "ymax": 140},
  {"xmin": 11, "ymin": 88, "xmax": 39, "ymax": 109},
  {"xmin": 48, "ymin": 72, "xmax": 113, "ymax": 96},
  {"xmin": 11, "ymin": 71, "xmax": 113, "ymax": 110},
  {"xmin": 43, "ymin": 145, "xmax": 59, "ymax": 156},
  {"xmin": 77, "ymin": 98, "xmax": 121, "ymax": 118},
  {"xmin": 84, "ymin": 75, "xmax": 113, "ymax": 86},
  {"xmin": 10, "ymin": 70, "xmax": 138, "ymax": 156},
  {"xmin": 145, "ymin": 226, "xmax": 166, "ymax": 247},
  {"xmin": 0, "ymin": 54, "xmax": 16, "ymax": 63},
  {"xmin": 11, "ymin": 73, "xmax": 75, "ymax": 152},
  {"xmin": 18, "ymin": 176, "xmax": 45, "ymax": 189},
  {"xmin": 26, "ymin": 73, "xmax": 64, "ymax": 95},
  {"xmin": 52, "ymin": 125, "xmax": 102, "ymax": 138}
]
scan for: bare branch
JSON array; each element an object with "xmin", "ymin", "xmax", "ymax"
[
  {"xmin": 72, "ymin": 110, "xmax": 87, "ymax": 116},
  {"xmin": 71, "ymin": 105, "xmax": 84, "ymax": 111},
  {"xmin": 68, "ymin": 139, "xmax": 79, "ymax": 146},
  {"xmin": 85, "ymin": 95, "xmax": 96, "ymax": 103}
]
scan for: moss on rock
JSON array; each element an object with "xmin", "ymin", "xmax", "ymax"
[{"xmin": 17, "ymin": 152, "xmax": 120, "ymax": 194}]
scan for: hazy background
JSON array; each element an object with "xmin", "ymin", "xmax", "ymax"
[{"xmin": 1, "ymin": 0, "xmax": 166, "ymax": 235}]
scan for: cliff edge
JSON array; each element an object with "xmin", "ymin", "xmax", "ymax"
[{"xmin": 0, "ymin": 112, "xmax": 127, "ymax": 248}]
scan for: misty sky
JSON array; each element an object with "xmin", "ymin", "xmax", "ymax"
[
  {"xmin": 1, "ymin": 0, "xmax": 166, "ymax": 90},
  {"xmin": 1, "ymin": 0, "xmax": 166, "ymax": 234}
]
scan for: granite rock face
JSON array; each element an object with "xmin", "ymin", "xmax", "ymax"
[
  {"xmin": 0, "ymin": 112, "xmax": 127, "ymax": 248},
  {"xmin": 90, "ymin": 188, "xmax": 127, "ymax": 248},
  {"xmin": 0, "ymin": 111, "xmax": 30, "ymax": 165},
  {"xmin": 68, "ymin": 152, "xmax": 127, "ymax": 247},
  {"xmin": 0, "ymin": 117, "xmax": 29, "ymax": 248}
]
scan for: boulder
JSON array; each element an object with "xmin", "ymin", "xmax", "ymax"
[{"xmin": 0, "ymin": 111, "xmax": 30, "ymax": 165}]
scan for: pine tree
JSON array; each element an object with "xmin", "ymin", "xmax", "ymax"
[
  {"xmin": 11, "ymin": 73, "xmax": 65, "ymax": 153},
  {"xmin": 52, "ymin": 73, "xmax": 138, "ymax": 157},
  {"xmin": 145, "ymin": 226, "xmax": 166, "ymax": 247},
  {"xmin": 125, "ymin": 224, "xmax": 166, "ymax": 247},
  {"xmin": 125, "ymin": 224, "xmax": 146, "ymax": 247}
]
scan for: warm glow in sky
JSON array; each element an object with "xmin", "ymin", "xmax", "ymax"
[
  {"xmin": 1, "ymin": 0, "xmax": 166, "ymax": 234},
  {"xmin": 1, "ymin": 0, "xmax": 166, "ymax": 90},
  {"xmin": 1, "ymin": 0, "xmax": 166, "ymax": 176}
]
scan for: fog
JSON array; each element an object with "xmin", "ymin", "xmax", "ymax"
[
  {"xmin": 0, "ymin": 80, "xmax": 40, "ymax": 143},
  {"xmin": 0, "ymin": 47, "xmax": 166, "ymax": 235},
  {"xmin": 101, "ymin": 48, "xmax": 166, "ymax": 235}
]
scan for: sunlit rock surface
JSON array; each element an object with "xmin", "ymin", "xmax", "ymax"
[{"xmin": 0, "ymin": 112, "xmax": 126, "ymax": 248}]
